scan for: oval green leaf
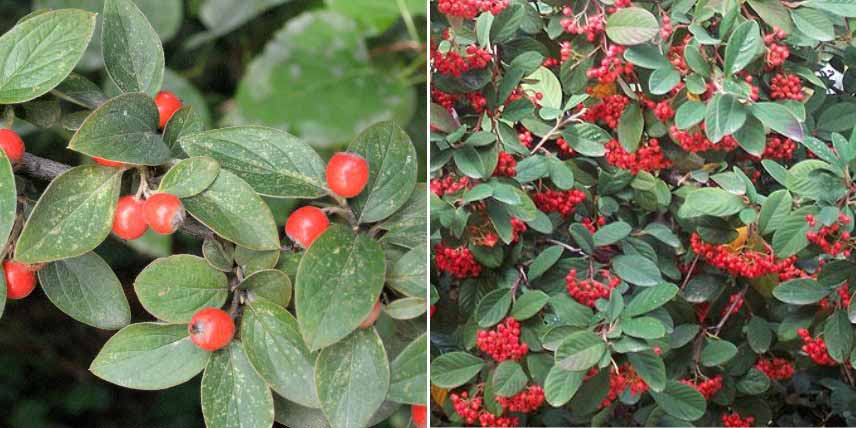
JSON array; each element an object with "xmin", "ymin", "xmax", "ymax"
[
  {"xmin": 202, "ymin": 341, "xmax": 274, "ymax": 428},
  {"xmin": 157, "ymin": 157, "xmax": 220, "ymax": 198},
  {"xmin": 102, "ymin": 0, "xmax": 165, "ymax": 96},
  {"xmin": 134, "ymin": 255, "xmax": 229, "ymax": 323}
]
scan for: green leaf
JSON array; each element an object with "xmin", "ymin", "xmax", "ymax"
[
  {"xmin": 751, "ymin": 102, "xmax": 805, "ymax": 142},
  {"xmin": 792, "ymin": 7, "xmax": 835, "ymax": 41},
  {"xmin": 232, "ymin": 11, "xmax": 413, "ymax": 146},
  {"xmin": 234, "ymin": 246, "xmax": 279, "ymax": 276},
  {"xmin": 348, "ymin": 121, "xmax": 418, "ymax": 223},
  {"xmin": 723, "ymin": 20, "xmax": 764, "ymax": 75},
  {"xmin": 0, "ymin": 264, "xmax": 6, "ymax": 318},
  {"xmin": 15, "ymin": 166, "xmax": 122, "ymax": 264},
  {"xmin": 241, "ymin": 269, "xmax": 292, "ymax": 308},
  {"xmin": 0, "ymin": 152, "xmax": 15, "ymax": 250},
  {"xmin": 387, "ymin": 245, "xmax": 427, "ymax": 298},
  {"xmin": 203, "ymin": 239, "xmax": 234, "ymax": 272},
  {"xmin": 804, "ymin": 0, "xmax": 856, "ymax": 17},
  {"xmin": 90, "ymin": 322, "xmax": 210, "ymax": 390},
  {"xmin": 180, "ymin": 126, "xmax": 327, "ymax": 199},
  {"xmin": 527, "ymin": 245, "xmax": 563, "ymax": 281},
  {"xmin": 555, "ymin": 330, "xmax": 606, "ymax": 371},
  {"xmin": 701, "ymin": 339, "xmax": 738, "ymax": 366},
  {"xmin": 511, "ymin": 290, "xmax": 550, "ymax": 321},
  {"xmin": 623, "ymin": 317, "xmax": 666, "ymax": 339},
  {"xmin": 476, "ymin": 288, "xmax": 512, "ymax": 328},
  {"xmin": 295, "ymin": 224, "xmax": 385, "ymax": 350},
  {"xmin": 544, "ymin": 366, "xmax": 585, "ymax": 406},
  {"xmin": 642, "ymin": 223, "xmax": 680, "ymax": 248},
  {"xmin": 327, "ymin": 0, "xmax": 424, "ymax": 35},
  {"xmin": 771, "ymin": 210, "xmax": 811, "ymax": 257},
  {"xmin": 773, "ymin": 278, "xmax": 830, "ymax": 304},
  {"xmin": 618, "ymin": 103, "xmax": 644, "ymax": 152},
  {"xmin": 650, "ymin": 380, "xmax": 707, "ymax": 421},
  {"xmin": 734, "ymin": 116, "xmax": 767, "ymax": 156},
  {"xmin": 183, "ymin": 169, "xmax": 281, "ymax": 251},
  {"xmin": 315, "ymin": 328, "xmax": 389, "ymax": 428},
  {"xmin": 377, "ymin": 183, "xmax": 427, "ymax": 250},
  {"xmin": 737, "ymin": 368, "xmax": 770, "ymax": 395},
  {"xmin": 520, "ymin": 67, "xmax": 562, "ymax": 110},
  {"xmin": 758, "ymin": 190, "xmax": 792, "ymax": 234},
  {"xmin": 627, "ymin": 350, "xmax": 666, "ymax": 392},
  {"xmin": 649, "ymin": 66, "xmax": 681, "ymax": 95},
  {"xmin": 625, "ymin": 283, "xmax": 678, "ymax": 317},
  {"xmin": 675, "ymin": 101, "xmax": 706, "ymax": 130},
  {"xmin": 613, "ymin": 255, "xmax": 662, "ymax": 286},
  {"xmin": 605, "ymin": 7, "xmax": 659, "ymax": 45},
  {"xmin": 39, "ymin": 252, "xmax": 130, "ymax": 330},
  {"xmin": 624, "ymin": 44, "xmax": 670, "ymax": 69},
  {"xmin": 162, "ymin": 105, "xmax": 205, "ymax": 157},
  {"xmin": 593, "ymin": 221, "xmax": 632, "ymax": 247},
  {"xmin": 384, "ymin": 297, "xmax": 427, "ymax": 320},
  {"xmin": 705, "ymin": 94, "xmax": 747, "ymax": 143},
  {"xmin": 134, "ymin": 255, "xmax": 229, "ymax": 323},
  {"xmin": 430, "ymin": 352, "xmax": 485, "ymax": 389},
  {"xmin": 201, "ymin": 342, "xmax": 274, "ymax": 428},
  {"xmin": 68, "ymin": 93, "xmax": 171, "ymax": 165},
  {"xmin": 681, "ymin": 187, "xmax": 745, "ymax": 218},
  {"xmin": 492, "ymin": 361, "xmax": 528, "ymax": 397},
  {"xmin": 102, "ymin": 0, "xmax": 164, "ymax": 96},
  {"xmin": 0, "ymin": 9, "xmax": 96, "ymax": 103},
  {"xmin": 389, "ymin": 333, "xmax": 427, "ymax": 405},
  {"xmin": 748, "ymin": 0, "xmax": 794, "ymax": 33},
  {"xmin": 747, "ymin": 316, "xmax": 773, "ymax": 354},
  {"xmin": 241, "ymin": 301, "xmax": 318, "ymax": 408},
  {"xmin": 157, "ymin": 157, "xmax": 220, "ymax": 198},
  {"xmin": 824, "ymin": 310, "xmax": 853, "ymax": 363}
]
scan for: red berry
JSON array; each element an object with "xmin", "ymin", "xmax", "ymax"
[
  {"xmin": 3, "ymin": 260, "xmax": 37, "ymax": 300},
  {"xmin": 434, "ymin": 244, "xmax": 482, "ymax": 278},
  {"xmin": 143, "ymin": 193, "xmax": 184, "ymax": 235},
  {"xmin": 154, "ymin": 91, "xmax": 182, "ymax": 129},
  {"xmin": 411, "ymin": 405, "xmax": 427, "ymax": 427},
  {"xmin": 93, "ymin": 157, "xmax": 125, "ymax": 167},
  {"xmin": 476, "ymin": 317, "xmax": 528, "ymax": 362},
  {"xmin": 326, "ymin": 153, "xmax": 369, "ymax": 198},
  {"xmin": 285, "ymin": 206, "xmax": 330, "ymax": 248},
  {"xmin": 0, "ymin": 128, "xmax": 25, "ymax": 163},
  {"xmin": 113, "ymin": 195, "xmax": 148, "ymax": 240},
  {"xmin": 359, "ymin": 300, "xmax": 382, "ymax": 328},
  {"xmin": 188, "ymin": 307, "xmax": 235, "ymax": 352}
]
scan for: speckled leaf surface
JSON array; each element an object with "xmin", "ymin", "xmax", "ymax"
[
  {"xmin": 295, "ymin": 224, "xmax": 386, "ymax": 351},
  {"xmin": 90, "ymin": 322, "xmax": 210, "ymax": 390},
  {"xmin": 182, "ymin": 169, "xmax": 280, "ymax": 251},
  {"xmin": 377, "ymin": 182, "xmax": 426, "ymax": 250},
  {"xmin": 157, "ymin": 156, "xmax": 220, "ymax": 198},
  {"xmin": 162, "ymin": 105, "xmax": 205, "ymax": 157},
  {"xmin": 315, "ymin": 328, "xmax": 389, "ymax": 428},
  {"xmin": 68, "ymin": 93, "xmax": 171, "ymax": 165},
  {"xmin": 0, "ymin": 9, "xmax": 96, "ymax": 103},
  {"xmin": 242, "ymin": 301, "xmax": 319, "ymax": 408},
  {"xmin": 0, "ymin": 152, "xmax": 15, "ymax": 251},
  {"xmin": 241, "ymin": 269, "xmax": 292, "ymax": 308},
  {"xmin": 234, "ymin": 246, "xmax": 280, "ymax": 275},
  {"xmin": 14, "ymin": 165, "xmax": 121, "ymax": 264},
  {"xmin": 201, "ymin": 341, "xmax": 275, "ymax": 428},
  {"xmin": 39, "ymin": 252, "xmax": 131, "ymax": 330},
  {"xmin": 231, "ymin": 12, "xmax": 414, "ymax": 147},
  {"xmin": 348, "ymin": 121, "xmax": 418, "ymax": 224},
  {"xmin": 180, "ymin": 126, "xmax": 327, "ymax": 198},
  {"xmin": 274, "ymin": 395, "xmax": 329, "ymax": 428},
  {"xmin": 52, "ymin": 73, "xmax": 107, "ymax": 109},
  {"xmin": 387, "ymin": 245, "xmax": 427, "ymax": 298},
  {"xmin": 133, "ymin": 255, "xmax": 229, "ymax": 323},
  {"xmin": 102, "ymin": 0, "xmax": 164, "ymax": 96},
  {"xmin": 388, "ymin": 333, "xmax": 427, "ymax": 405},
  {"xmin": 203, "ymin": 238, "xmax": 235, "ymax": 272}
]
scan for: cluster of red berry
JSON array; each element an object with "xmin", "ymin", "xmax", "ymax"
[
  {"xmin": 652, "ymin": 99, "xmax": 675, "ymax": 122},
  {"xmin": 431, "ymin": 174, "xmax": 472, "ymax": 196},
  {"xmin": 721, "ymin": 293, "xmax": 745, "ymax": 318},
  {"xmin": 764, "ymin": 28, "xmax": 790, "ymax": 69},
  {"xmin": 434, "ymin": 244, "xmax": 482, "ymax": 278},
  {"xmin": 805, "ymin": 214, "xmax": 852, "ymax": 257},
  {"xmin": 601, "ymin": 364, "xmax": 648, "ymax": 408},
  {"xmin": 560, "ymin": 8, "xmax": 605, "ymax": 42},
  {"xmin": 517, "ymin": 128, "xmax": 534, "ymax": 147},
  {"xmin": 669, "ymin": 125, "xmax": 739, "ymax": 153},
  {"xmin": 755, "ymin": 357, "xmax": 795, "ymax": 380},
  {"xmin": 555, "ymin": 137, "xmax": 576, "ymax": 157},
  {"xmin": 495, "ymin": 384, "xmax": 545, "ymax": 413},
  {"xmin": 690, "ymin": 233, "xmax": 801, "ymax": 280},
  {"xmin": 582, "ymin": 216, "xmax": 607, "ymax": 234},
  {"xmin": 565, "ymin": 269, "xmax": 621, "ymax": 307},
  {"xmin": 819, "ymin": 284, "xmax": 851, "ymax": 311},
  {"xmin": 769, "ymin": 73, "xmax": 804, "ymax": 101},
  {"xmin": 431, "ymin": 47, "xmax": 490, "ymax": 78},
  {"xmin": 476, "ymin": 317, "xmax": 529, "ymax": 362},
  {"xmin": 113, "ymin": 193, "xmax": 185, "ymax": 240},
  {"xmin": 760, "ymin": 135, "xmax": 797, "ymax": 160},
  {"xmin": 493, "ymin": 152, "xmax": 517, "ymax": 177},
  {"xmin": 586, "ymin": 45, "xmax": 634, "ymax": 84},
  {"xmin": 722, "ymin": 412, "xmax": 755, "ymax": 427},
  {"xmin": 436, "ymin": 0, "xmax": 508, "ymax": 19},
  {"xmin": 797, "ymin": 328, "xmax": 837, "ymax": 366},
  {"xmin": 532, "ymin": 189, "xmax": 586, "ymax": 218},
  {"xmin": 510, "ymin": 218, "xmax": 527, "ymax": 242},
  {"xmin": 581, "ymin": 94, "xmax": 630, "ymax": 129},
  {"xmin": 681, "ymin": 375, "xmax": 723, "ymax": 399},
  {"xmin": 451, "ymin": 390, "xmax": 519, "ymax": 427},
  {"xmin": 604, "ymin": 138, "xmax": 671, "ymax": 174}
]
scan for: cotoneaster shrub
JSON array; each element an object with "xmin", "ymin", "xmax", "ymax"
[
  {"xmin": 429, "ymin": 0, "xmax": 856, "ymax": 426},
  {"xmin": 0, "ymin": 2, "xmax": 427, "ymax": 428}
]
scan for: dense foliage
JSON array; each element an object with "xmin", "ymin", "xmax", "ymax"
[
  {"xmin": 429, "ymin": 0, "xmax": 856, "ymax": 426},
  {"xmin": 0, "ymin": 1, "xmax": 427, "ymax": 428}
]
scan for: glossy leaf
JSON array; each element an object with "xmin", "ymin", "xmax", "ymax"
[
  {"xmin": 102, "ymin": 0, "xmax": 164, "ymax": 96},
  {"xmin": 389, "ymin": 333, "xmax": 427, "ymax": 405},
  {"xmin": 133, "ymin": 255, "xmax": 229, "ymax": 323},
  {"xmin": 157, "ymin": 157, "xmax": 220, "ymax": 198}
]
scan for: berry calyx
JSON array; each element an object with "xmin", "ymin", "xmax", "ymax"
[
  {"xmin": 411, "ymin": 405, "xmax": 427, "ymax": 427},
  {"xmin": 359, "ymin": 300, "xmax": 382, "ymax": 328},
  {"xmin": 285, "ymin": 206, "xmax": 330, "ymax": 248},
  {"xmin": 326, "ymin": 152, "xmax": 369, "ymax": 198},
  {"xmin": 93, "ymin": 157, "xmax": 125, "ymax": 167},
  {"xmin": 113, "ymin": 195, "xmax": 148, "ymax": 240},
  {"xmin": 143, "ymin": 193, "xmax": 185, "ymax": 235},
  {"xmin": 3, "ymin": 260, "xmax": 37, "ymax": 300},
  {"xmin": 188, "ymin": 307, "xmax": 235, "ymax": 352},
  {"xmin": 154, "ymin": 91, "xmax": 183, "ymax": 129},
  {"xmin": 0, "ymin": 128, "xmax": 25, "ymax": 163}
]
